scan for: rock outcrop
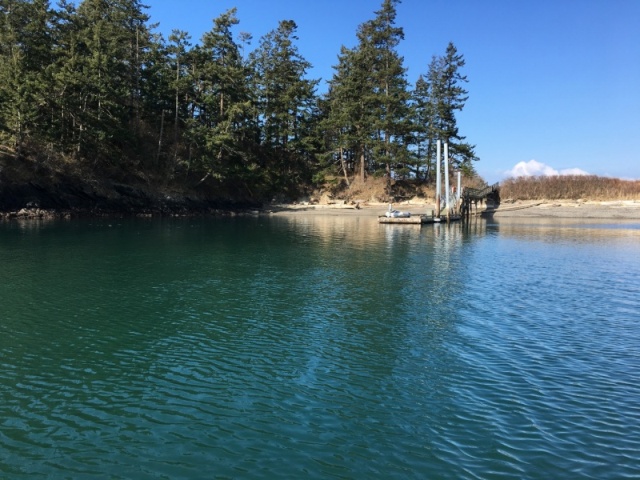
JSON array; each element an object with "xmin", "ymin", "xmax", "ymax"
[{"xmin": 0, "ymin": 175, "xmax": 258, "ymax": 219}]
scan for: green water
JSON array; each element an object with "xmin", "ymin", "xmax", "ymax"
[{"xmin": 1, "ymin": 216, "xmax": 639, "ymax": 479}]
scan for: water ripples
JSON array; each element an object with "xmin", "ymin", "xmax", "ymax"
[
  {"xmin": 449, "ymin": 229, "xmax": 640, "ymax": 479},
  {"xmin": 1, "ymin": 218, "xmax": 639, "ymax": 478}
]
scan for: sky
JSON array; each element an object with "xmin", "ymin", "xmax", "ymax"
[{"xmin": 142, "ymin": 0, "xmax": 640, "ymax": 183}]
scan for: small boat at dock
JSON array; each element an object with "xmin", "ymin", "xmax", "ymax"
[
  {"xmin": 385, "ymin": 210, "xmax": 411, "ymax": 218},
  {"xmin": 378, "ymin": 204, "xmax": 461, "ymax": 224},
  {"xmin": 384, "ymin": 204, "xmax": 411, "ymax": 218}
]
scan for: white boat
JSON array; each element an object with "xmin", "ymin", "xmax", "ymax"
[{"xmin": 385, "ymin": 205, "xmax": 411, "ymax": 218}]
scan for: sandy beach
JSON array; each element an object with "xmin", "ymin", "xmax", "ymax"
[{"xmin": 266, "ymin": 199, "xmax": 640, "ymax": 220}]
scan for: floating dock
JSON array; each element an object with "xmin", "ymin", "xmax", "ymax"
[
  {"xmin": 378, "ymin": 215, "xmax": 428, "ymax": 224},
  {"xmin": 378, "ymin": 215, "xmax": 460, "ymax": 224}
]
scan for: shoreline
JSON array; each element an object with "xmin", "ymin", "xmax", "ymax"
[
  {"xmin": 266, "ymin": 199, "xmax": 640, "ymax": 220},
  {"xmin": 487, "ymin": 200, "xmax": 640, "ymax": 219},
  {"xmin": 2, "ymin": 199, "xmax": 639, "ymax": 221}
]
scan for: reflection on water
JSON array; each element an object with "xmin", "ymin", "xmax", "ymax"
[
  {"xmin": 0, "ymin": 216, "xmax": 639, "ymax": 479},
  {"xmin": 486, "ymin": 217, "xmax": 640, "ymax": 243}
]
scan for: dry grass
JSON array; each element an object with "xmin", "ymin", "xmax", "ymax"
[
  {"xmin": 500, "ymin": 175, "xmax": 640, "ymax": 201},
  {"xmin": 312, "ymin": 174, "xmax": 490, "ymax": 204}
]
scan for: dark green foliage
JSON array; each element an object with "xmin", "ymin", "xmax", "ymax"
[
  {"xmin": 249, "ymin": 19, "xmax": 319, "ymax": 195},
  {"xmin": 412, "ymin": 42, "xmax": 478, "ymax": 177},
  {"xmin": 0, "ymin": 0, "xmax": 54, "ymax": 152},
  {"xmin": 188, "ymin": 9, "xmax": 258, "ymax": 190},
  {"xmin": 320, "ymin": 0, "xmax": 414, "ymax": 185},
  {"xmin": 69, "ymin": 0, "xmax": 153, "ymax": 163},
  {"xmin": 0, "ymin": 0, "xmax": 479, "ymax": 202}
]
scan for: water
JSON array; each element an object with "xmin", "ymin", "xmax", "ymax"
[{"xmin": 1, "ymin": 216, "xmax": 639, "ymax": 479}]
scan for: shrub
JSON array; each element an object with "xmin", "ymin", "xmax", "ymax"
[{"xmin": 500, "ymin": 175, "xmax": 640, "ymax": 201}]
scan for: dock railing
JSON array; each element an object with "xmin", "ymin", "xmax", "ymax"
[{"xmin": 461, "ymin": 183, "xmax": 500, "ymax": 218}]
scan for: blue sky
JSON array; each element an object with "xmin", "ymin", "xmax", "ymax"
[{"xmin": 143, "ymin": 0, "xmax": 640, "ymax": 183}]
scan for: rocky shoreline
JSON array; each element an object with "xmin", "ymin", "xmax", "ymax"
[
  {"xmin": 2, "ymin": 176, "xmax": 639, "ymax": 221},
  {"xmin": 0, "ymin": 178, "xmax": 261, "ymax": 220}
]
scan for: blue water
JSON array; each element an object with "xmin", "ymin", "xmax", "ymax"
[{"xmin": 1, "ymin": 216, "xmax": 639, "ymax": 479}]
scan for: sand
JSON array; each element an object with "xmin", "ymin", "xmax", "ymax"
[
  {"xmin": 487, "ymin": 200, "xmax": 640, "ymax": 219},
  {"xmin": 265, "ymin": 199, "xmax": 640, "ymax": 220}
]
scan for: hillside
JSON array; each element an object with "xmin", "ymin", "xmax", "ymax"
[{"xmin": 0, "ymin": 150, "xmax": 259, "ymax": 219}]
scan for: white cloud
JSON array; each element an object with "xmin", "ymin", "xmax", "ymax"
[
  {"xmin": 505, "ymin": 160, "xmax": 589, "ymax": 178},
  {"xmin": 558, "ymin": 167, "xmax": 590, "ymax": 176}
]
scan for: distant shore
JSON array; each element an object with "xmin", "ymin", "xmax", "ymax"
[
  {"xmin": 485, "ymin": 199, "xmax": 640, "ymax": 219},
  {"xmin": 267, "ymin": 199, "xmax": 640, "ymax": 220},
  {"xmin": 2, "ymin": 199, "xmax": 639, "ymax": 221}
]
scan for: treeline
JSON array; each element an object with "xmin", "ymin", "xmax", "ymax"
[
  {"xmin": 0, "ymin": 0, "xmax": 478, "ymax": 200},
  {"xmin": 501, "ymin": 176, "xmax": 640, "ymax": 201}
]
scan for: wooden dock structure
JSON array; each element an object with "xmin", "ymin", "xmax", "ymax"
[
  {"xmin": 378, "ymin": 214, "xmax": 461, "ymax": 225},
  {"xmin": 460, "ymin": 184, "xmax": 500, "ymax": 219},
  {"xmin": 379, "ymin": 215, "xmax": 436, "ymax": 224},
  {"xmin": 378, "ymin": 182, "xmax": 499, "ymax": 225}
]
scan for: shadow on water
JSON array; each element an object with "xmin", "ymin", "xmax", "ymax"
[
  {"xmin": 1, "ymin": 216, "xmax": 639, "ymax": 479},
  {"xmin": 0, "ymin": 218, "xmax": 466, "ymax": 477}
]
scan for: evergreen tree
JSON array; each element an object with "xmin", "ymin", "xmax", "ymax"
[
  {"xmin": 187, "ymin": 8, "xmax": 257, "ymax": 191},
  {"xmin": 360, "ymin": 0, "xmax": 411, "ymax": 179},
  {"xmin": 70, "ymin": 0, "xmax": 152, "ymax": 163},
  {"xmin": 166, "ymin": 29, "xmax": 192, "ymax": 166},
  {"xmin": 410, "ymin": 71, "xmax": 435, "ymax": 180},
  {"xmin": 0, "ymin": 0, "xmax": 55, "ymax": 154},
  {"xmin": 414, "ymin": 42, "xmax": 478, "ymax": 175},
  {"xmin": 322, "ymin": 45, "xmax": 371, "ymax": 183},
  {"xmin": 0, "ymin": 2, "xmax": 479, "ymax": 202},
  {"xmin": 323, "ymin": 0, "xmax": 410, "ymax": 184},
  {"xmin": 48, "ymin": 0, "xmax": 79, "ymax": 151},
  {"xmin": 250, "ymin": 19, "xmax": 319, "ymax": 191}
]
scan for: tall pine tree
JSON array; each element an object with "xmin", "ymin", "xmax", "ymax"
[
  {"xmin": 322, "ymin": 45, "xmax": 371, "ymax": 183},
  {"xmin": 250, "ymin": 19, "xmax": 318, "ymax": 192},
  {"xmin": 323, "ymin": 0, "xmax": 410, "ymax": 184},
  {"xmin": 413, "ymin": 42, "xmax": 478, "ymax": 176},
  {"xmin": 188, "ymin": 8, "xmax": 257, "ymax": 190},
  {"xmin": 0, "ymin": 0, "xmax": 54, "ymax": 155},
  {"xmin": 69, "ymin": 0, "xmax": 152, "ymax": 163}
]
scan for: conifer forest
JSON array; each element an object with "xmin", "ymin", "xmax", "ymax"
[{"xmin": 0, "ymin": 0, "xmax": 478, "ymax": 204}]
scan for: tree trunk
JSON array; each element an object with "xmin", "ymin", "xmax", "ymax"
[
  {"xmin": 135, "ymin": 25, "xmax": 140, "ymax": 135},
  {"xmin": 173, "ymin": 56, "xmax": 180, "ymax": 163},
  {"xmin": 339, "ymin": 146, "xmax": 350, "ymax": 186},
  {"xmin": 156, "ymin": 109, "xmax": 165, "ymax": 167}
]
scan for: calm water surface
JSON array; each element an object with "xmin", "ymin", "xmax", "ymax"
[{"xmin": 1, "ymin": 216, "xmax": 639, "ymax": 479}]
